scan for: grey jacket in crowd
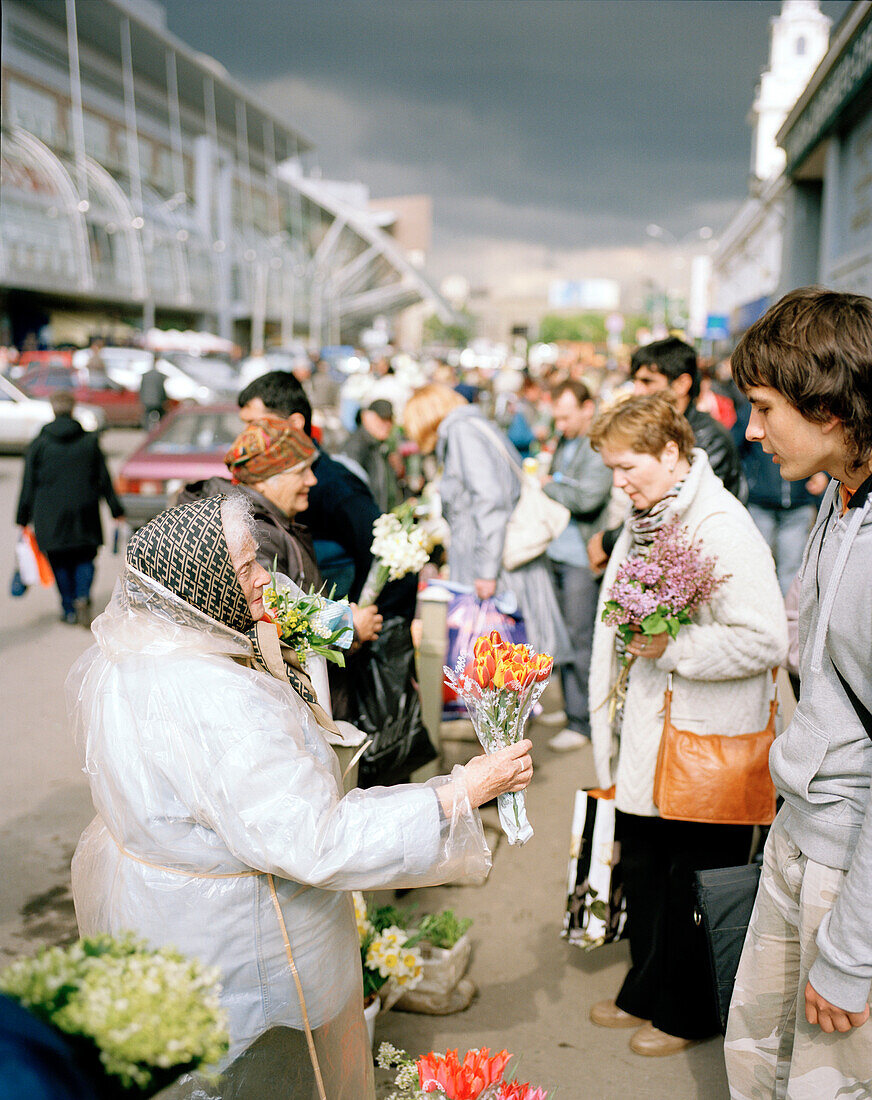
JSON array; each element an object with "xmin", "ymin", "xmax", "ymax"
[
  {"xmin": 771, "ymin": 473, "xmax": 872, "ymax": 1012},
  {"xmin": 437, "ymin": 403, "xmax": 571, "ymax": 663},
  {"xmin": 544, "ymin": 433, "xmax": 612, "ymax": 543}
]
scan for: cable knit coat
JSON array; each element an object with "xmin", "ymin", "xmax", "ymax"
[{"xmin": 590, "ymin": 450, "xmax": 788, "ymax": 817}]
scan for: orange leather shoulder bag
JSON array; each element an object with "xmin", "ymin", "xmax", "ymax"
[{"xmin": 653, "ymin": 670, "xmax": 778, "ymax": 826}]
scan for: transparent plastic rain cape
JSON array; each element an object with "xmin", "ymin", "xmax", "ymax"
[{"xmin": 66, "ymin": 498, "xmax": 491, "ymax": 1100}]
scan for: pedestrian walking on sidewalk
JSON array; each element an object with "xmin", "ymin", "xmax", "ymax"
[
  {"xmin": 724, "ymin": 288, "xmax": 872, "ymax": 1098},
  {"xmin": 15, "ymin": 390, "xmax": 124, "ymax": 625},
  {"xmin": 586, "ymin": 393, "xmax": 786, "ymax": 1057}
]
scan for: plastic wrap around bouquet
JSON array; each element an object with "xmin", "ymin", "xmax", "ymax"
[
  {"xmin": 444, "ymin": 630, "xmax": 552, "ymax": 846},
  {"xmin": 263, "ymin": 571, "xmax": 354, "ymax": 667}
]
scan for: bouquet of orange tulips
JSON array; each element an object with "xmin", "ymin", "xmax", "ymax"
[{"xmin": 444, "ymin": 630, "xmax": 553, "ymax": 846}]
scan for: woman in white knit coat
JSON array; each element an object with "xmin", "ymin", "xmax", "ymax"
[{"xmin": 586, "ymin": 394, "xmax": 787, "ymax": 1057}]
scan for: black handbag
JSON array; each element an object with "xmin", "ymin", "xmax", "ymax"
[
  {"xmin": 352, "ymin": 616, "xmax": 438, "ymax": 788},
  {"xmin": 693, "ymin": 861, "xmax": 762, "ymax": 1033}
]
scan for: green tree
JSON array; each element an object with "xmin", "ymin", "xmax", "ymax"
[
  {"xmin": 423, "ymin": 310, "xmax": 475, "ymax": 348},
  {"xmin": 538, "ymin": 312, "xmax": 607, "ymax": 343}
]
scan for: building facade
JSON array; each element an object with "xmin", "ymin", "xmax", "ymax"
[
  {"xmin": 778, "ymin": 1, "xmax": 872, "ymax": 297},
  {"xmin": 0, "ymin": 0, "xmax": 449, "ymax": 349},
  {"xmin": 710, "ymin": 0, "xmax": 831, "ymax": 334}
]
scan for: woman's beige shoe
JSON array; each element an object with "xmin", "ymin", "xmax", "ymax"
[
  {"xmin": 589, "ymin": 999, "xmax": 648, "ymax": 1029},
  {"xmin": 629, "ymin": 1022, "xmax": 701, "ymax": 1057}
]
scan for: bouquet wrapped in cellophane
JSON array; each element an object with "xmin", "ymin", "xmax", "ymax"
[
  {"xmin": 263, "ymin": 570, "xmax": 354, "ymax": 668},
  {"xmin": 444, "ymin": 630, "xmax": 552, "ymax": 846}
]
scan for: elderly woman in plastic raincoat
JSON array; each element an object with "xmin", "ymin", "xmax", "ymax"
[{"xmin": 68, "ymin": 494, "xmax": 533, "ymax": 1100}]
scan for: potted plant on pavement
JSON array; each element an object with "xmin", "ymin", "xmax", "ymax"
[{"xmin": 353, "ymin": 894, "xmax": 423, "ymax": 1046}]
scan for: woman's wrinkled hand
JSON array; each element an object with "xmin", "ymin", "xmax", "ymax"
[
  {"xmin": 462, "ymin": 740, "xmax": 533, "ymax": 808},
  {"xmin": 351, "ymin": 603, "xmax": 383, "ymax": 643}
]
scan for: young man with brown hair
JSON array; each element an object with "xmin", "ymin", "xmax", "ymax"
[{"xmin": 724, "ymin": 287, "xmax": 872, "ymax": 1097}]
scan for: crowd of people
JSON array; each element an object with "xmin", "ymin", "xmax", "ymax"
[{"xmin": 8, "ymin": 285, "xmax": 872, "ymax": 1098}]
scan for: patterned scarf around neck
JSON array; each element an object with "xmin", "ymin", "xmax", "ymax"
[{"xmin": 614, "ymin": 478, "xmax": 684, "ymax": 666}]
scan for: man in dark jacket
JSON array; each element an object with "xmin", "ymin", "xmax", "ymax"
[
  {"xmin": 237, "ymin": 372, "xmax": 417, "ymax": 620},
  {"xmin": 15, "ymin": 391, "xmax": 124, "ymax": 625},
  {"xmin": 139, "ymin": 364, "xmax": 168, "ymax": 429},
  {"xmin": 588, "ymin": 336, "xmax": 747, "ymax": 573},
  {"xmin": 629, "ymin": 337, "xmax": 746, "ymax": 500},
  {"xmin": 341, "ymin": 399, "xmax": 402, "ymax": 512}
]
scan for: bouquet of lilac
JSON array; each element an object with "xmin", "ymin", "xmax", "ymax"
[{"xmin": 600, "ymin": 519, "xmax": 730, "ymax": 719}]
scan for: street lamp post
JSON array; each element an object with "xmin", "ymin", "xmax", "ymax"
[{"xmin": 643, "ymin": 224, "xmax": 717, "ymax": 337}]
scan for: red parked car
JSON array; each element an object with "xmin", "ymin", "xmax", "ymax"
[
  {"xmin": 115, "ymin": 403, "xmax": 243, "ymax": 528},
  {"xmin": 16, "ymin": 355, "xmax": 144, "ymax": 428}
]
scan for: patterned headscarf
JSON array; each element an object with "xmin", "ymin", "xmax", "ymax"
[
  {"xmin": 125, "ymin": 495, "xmax": 338, "ymax": 733},
  {"xmin": 125, "ymin": 495, "xmax": 253, "ymax": 635},
  {"xmin": 224, "ymin": 417, "xmax": 316, "ymax": 485}
]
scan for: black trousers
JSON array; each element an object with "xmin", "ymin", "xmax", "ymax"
[{"xmin": 614, "ymin": 810, "xmax": 753, "ymax": 1040}]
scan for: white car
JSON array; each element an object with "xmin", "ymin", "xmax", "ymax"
[
  {"xmin": 72, "ymin": 347, "xmax": 217, "ymax": 404},
  {"xmin": 159, "ymin": 352, "xmax": 241, "ymax": 398},
  {"xmin": 0, "ymin": 374, "xmax": 104, "ymax": 452}
]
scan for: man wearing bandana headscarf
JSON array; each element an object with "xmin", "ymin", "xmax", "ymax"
[{"xmin": 68, "ymin": 496, "xmax": 533, "ymax": 1099}]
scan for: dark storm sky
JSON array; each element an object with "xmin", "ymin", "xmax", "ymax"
[{"xmin": 162, "ymin": 0, "xmax": 850, "ymax": 289}]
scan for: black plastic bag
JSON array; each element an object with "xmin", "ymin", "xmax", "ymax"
[
  {"xmin": 353, "ymin": 616, "xmax": 438, "ymax": 788},
  {"xmin": 693, "ymin": 861, "xmax": 762, "ymax": 1032}
]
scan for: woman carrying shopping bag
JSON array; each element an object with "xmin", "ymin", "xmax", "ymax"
[
  {"xmin": 403, "ymin": 383, "xmax": 570, "ymax": 667},
  {"xmin": 585, "ymin": 393, "xmax": 787, "ymax": 1055}
]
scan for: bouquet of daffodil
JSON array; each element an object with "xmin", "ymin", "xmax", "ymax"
[
  {"xmin": 0, "ymin": 933, "xmax": 229, "ymax": 1096},
  {"xmin": 263, "ymin": 569, "xmax": 354, "ymax": 668},
  {"xmin": 444, "ymin": 630, "xmax": 552, "ymax": 846},
  {"xmin": 354, "ymin": 893, "xmax": 423, "ymax": 1008},
  {"xmin": 358, "ymin": 500, "xmax": 432, "ymax": 608},
  {"xmin": 377, "ymin": 1042, "xmax": 548, "ymax": 1100}
]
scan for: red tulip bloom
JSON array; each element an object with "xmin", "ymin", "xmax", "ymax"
[
  {"xmin": 417, "ymin": 1047, "xmax": 512, "ymax": 1099},
  {"xmin": 496, "ymin": 1082, "xmax": 548, "ymax": 1100}
]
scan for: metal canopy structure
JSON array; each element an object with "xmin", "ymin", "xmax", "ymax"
[{"xmin": 0, "ymin": 0, "xmax": 450, "ymax": 345}]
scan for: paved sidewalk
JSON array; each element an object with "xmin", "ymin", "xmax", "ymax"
[{"xmin": 372, "ymin": 704, "xmax": 731, "ymax": 1100}]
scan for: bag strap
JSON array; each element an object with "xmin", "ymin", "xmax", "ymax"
[
  {"xmin": 832, "ymin": 660, "xmax": 872, "ymax": 743},
  {"xmin": 664, "ymin": 668, "xmax": 778, "ymax": 730},
  {"xmin": 467, "ymin": 418, "xmax": 523, "ymax": 482}
]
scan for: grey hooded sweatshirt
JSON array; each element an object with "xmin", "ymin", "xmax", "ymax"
[{"xmin": 770, "ymin": 471, "xmax": 872, "ymax": 1012}]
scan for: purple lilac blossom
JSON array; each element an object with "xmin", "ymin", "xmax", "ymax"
[{"xmin": 602, "ymin": 520, "xmax": 729, "ymax": 628}]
